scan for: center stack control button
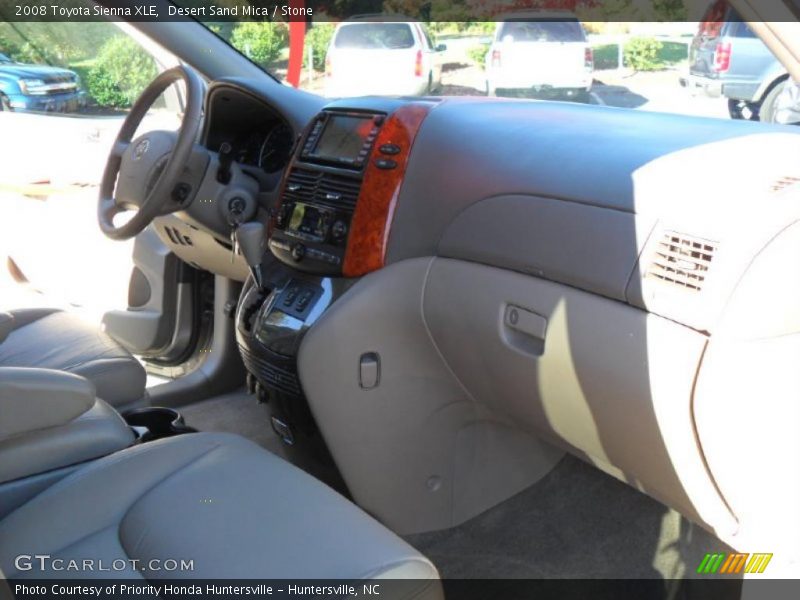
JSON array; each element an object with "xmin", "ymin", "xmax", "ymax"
[
  {"xmin": 296, "ymin": 290, "xmax": 314, "ymax": 312},
  {"xmin": 283, "ymin": 287, "xmax": 299, "ymax": 306},
  {"xmin": 375, "ymin": 158, "xmax": 398, "ymax": 170},
  {"xmin": 269, "ymin": 238, "xmax": 291, "ymax": 252},
  {"xmin": 331, "ymin": 220, "xmax": 348, "ymax": 241},
  {"xmin": 379, "ymin": 144, "xmax": 401, "ymax": 155}
]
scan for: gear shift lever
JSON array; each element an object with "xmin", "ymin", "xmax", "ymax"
[{"xmin": 235, "ymin": 221, "xmax": 266, "ymax": 289}]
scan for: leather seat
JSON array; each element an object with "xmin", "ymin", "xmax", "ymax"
[
  {"xmin": 0, "ymin": 308, "xmax": 146, "ymax": 408},
  {"xmin": 0, "ymin": 367, "xmax": 136, "ymax": 519},
  {"xmin": 0, "ymin": 432, "xmax": 442, "ymax": 594}
]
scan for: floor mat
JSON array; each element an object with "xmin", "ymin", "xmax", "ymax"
[
  {"xmin": 406, "ymin": 455, "xmax": 732, "ymax": 580},
  {"xmin": 179, "ymin": 389, "xmax": 285, "ymax": 457},
  {"xmin": 179, "ymin": 390, "xmax": 343, "ymax": 489}
]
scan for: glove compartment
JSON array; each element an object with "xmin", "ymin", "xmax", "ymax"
[{"xmin": 423, "ymin": 257, "xmax": 736, "ymax": 535}]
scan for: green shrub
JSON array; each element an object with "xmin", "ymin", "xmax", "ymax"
[
  {"xmin": 303, "ymin": 23, "xmax": 335, "ymax": 72},
  {"xmin": 465, "ymin": 22, "xmax": 497, "ymax": 36},
  {"xmin": 230, "ymin": 22, "xmax": 288, "ymax": 68},
  {"xmin": 427, "ymin": 22, "xmax": 496, "ymax": 38},
  {"xmin": 623, "ymin": 37, "xmax": 664, "ymax": 71},
  {"xmin": 86, "ymin": 36, "xmax": 157, "ymax": 108},
  {"xmin": 467, "ymin": 43, "xmax": 489, "ymax": 68},
  {"xmin": 14, "ymin": 41, "xmax": 59, "ymax": 66}
]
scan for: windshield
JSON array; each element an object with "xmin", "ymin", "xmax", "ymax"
[
  {"xmin": 187, "ymin": 8, "xmax": 797, "ymax": 126},
  {"xmin": 0, "ymin": 53, "xmax": 12, "ymax": 63}
]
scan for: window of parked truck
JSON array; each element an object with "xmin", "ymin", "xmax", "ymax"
[
  {"xmin": 334, "ymin": 24, "xmax": 415, "ymax": 50},
  {"xmin": 499, "ymin": 20, "xmax": 586, "ymax": 43},
  {"xmin": 728, "ymin": 21, "xmax": 757, "ymax": 38}
]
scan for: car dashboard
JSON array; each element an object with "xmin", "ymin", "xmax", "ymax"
[
  {"xmin": 203, "ymin": 85, "xmax": 296, "ymax": 180},
  {"xmin": 152, "ymin": 77, "xmax": 800, "ymax": 557}
]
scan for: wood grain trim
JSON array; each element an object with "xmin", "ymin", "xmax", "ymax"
[{"xmin": 343, "ymin": 103, "xmax": 432, "ymax": 278}]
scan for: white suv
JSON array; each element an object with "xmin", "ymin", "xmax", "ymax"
[
  {"xmin": 485, "ymin": 11, "xmax": 593, "ymax": 99},
  {"xmin": 325, "ymin": 16, "xmax": 445, "ymax": 98}
]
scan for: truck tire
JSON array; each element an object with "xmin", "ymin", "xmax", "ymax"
[
  {"xmin": 759, "ymin": 79, "xmax": 788, "ymax": 124},
  {"xmin": 0, "ymin": 93, "xmax": 11, "ymax": 111},
  {"xmin": 728, "ymin": 98, "xmax": 758, "ymax": 120}
]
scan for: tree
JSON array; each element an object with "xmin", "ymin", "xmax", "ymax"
[
  {"xmin": 86, "ymin": 36, "xmax": 158, "ymax": 108},
  {"xmin": 230, "ymin": 22, "xmax": 289, "ymax": 68},
  {"xmin": 304, "ymin": 23, "xmax": 336, "ymax": 71}
]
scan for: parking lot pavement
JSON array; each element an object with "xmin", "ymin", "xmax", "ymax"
[
  {"xmin": 591, "ymin": 70, "xmax": 729, "ymax": 119},
  {"xmin": 0, "ymin": 187, "xmax": 134, "ymax": 325},
  {"xmin": 434, "ymin": 39, "xmax": 730, "ymax": 121},
  {"xmin": 438, "ymin": 61, "xmax": 730, "ymax": 120},
  {"xmin": 0, "ymin": 110, "xmax": 180, "ymax": 187},
  {"xmin": 0, "ymin": 110, "xmax": 172, "ymax": 322}
]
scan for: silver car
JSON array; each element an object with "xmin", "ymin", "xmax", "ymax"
[{"xmin": 681, "ymin": 1, "xmax": 789, "ymax": 122}]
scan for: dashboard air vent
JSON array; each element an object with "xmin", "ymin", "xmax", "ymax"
[
  {"xmin": 647, "ymin": 232, "xmax": 717, "ymax": 292},
  {"xmin": 164, "ymin": 226, "xmax": 193, "ymax": 246},
  {"xmin": 284, "ymin": 167, "xmax": 360, "ymax": 211}
]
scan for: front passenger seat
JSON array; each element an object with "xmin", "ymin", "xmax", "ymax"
[
  {"xmin": 0, "ymin": 309, "xmax": 146, "ymax": 408},
  {"xmin": 0, "ymin": 432, "xmax": 442, "ymax": 595}
]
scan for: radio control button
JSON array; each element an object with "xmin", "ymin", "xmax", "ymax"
[
  {"xmin": 375, "ymin": 158, "xmax": 398, "ymax": 170},
  {"xmin": 379, "ymin": 144, "xmax": 401, "ymax": 155},
  {"xmin": 331, "ymin": 220, "xmax": 348, "ymax": 241}
]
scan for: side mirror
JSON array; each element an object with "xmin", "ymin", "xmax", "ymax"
[{"xmin": 436, "ymin": 44, "xmax": 447, "ymax": 52}]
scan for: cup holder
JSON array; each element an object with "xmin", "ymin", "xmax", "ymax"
[{"xmin": 122, "ymin": 407, "xmax": 197, "ymax": 443}]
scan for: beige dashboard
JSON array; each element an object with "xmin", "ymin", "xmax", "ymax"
[{"xmin": 296, "ymin": 98, "xmax": 800, "ymax": 557}]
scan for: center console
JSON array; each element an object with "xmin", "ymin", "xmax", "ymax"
[
  {"xmin": 268, "ymin": 111, "xmax": 381, "ymax": 276},
  {"xmin": 235, "ymin": 100, "xmax": 433, "ymax": 487},
  {"xmin": 235, "ymin": 272, "xmax": 345, "ymax": 488},
  {"xmin": 268, "ymin": 101, "xmax": 432, "ymax": 278}
]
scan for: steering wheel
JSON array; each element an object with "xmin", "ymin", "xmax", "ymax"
[{"xmin": 98, "ymin": 65, "xmax": 204, "ymax": 240}]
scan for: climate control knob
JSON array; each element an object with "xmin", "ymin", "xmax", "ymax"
[{"xmin": 291, "ymin": 243, "xmax": 306, "ymax": 262}]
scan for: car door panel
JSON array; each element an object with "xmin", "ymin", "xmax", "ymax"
[{"xmin": 102, "ymin": 225, "xmax": 196, "ymax": 361}]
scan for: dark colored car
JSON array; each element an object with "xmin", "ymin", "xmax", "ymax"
[
  {"xmin": 680, "ymin": 1, "xmax": 788, "ymax": 122},
  {"xmin": 0, "ymin": 52, "xmax": 86, "ymax": 113}
]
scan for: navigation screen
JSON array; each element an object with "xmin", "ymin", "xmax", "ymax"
[{"xmin": 310, "ymin": 115, "xmax": 372, "ymax": 163}]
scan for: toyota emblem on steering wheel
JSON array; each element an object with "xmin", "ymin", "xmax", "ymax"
[{"xmin": 133, "ymin": 138, "xmax": 150, "ymax": 161}]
